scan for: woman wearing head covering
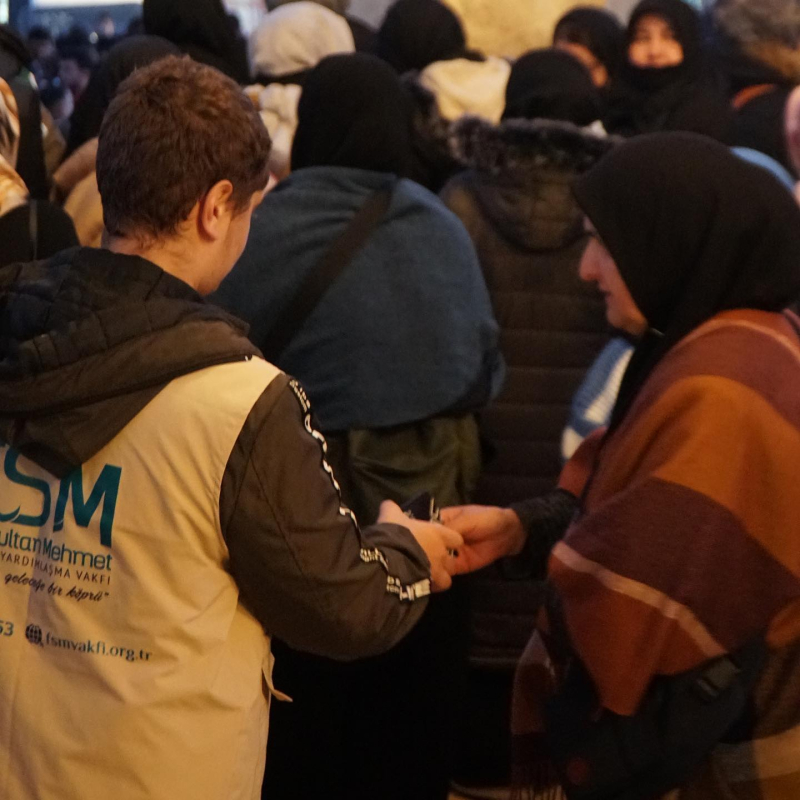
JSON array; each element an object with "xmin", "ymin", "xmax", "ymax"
[
  {"xmin": 213, "ymin": 51, "xmax": 502, "ymax": 800},
  {"xmin": 446, "ymin": 132, "xmax": 800, "ymax": 798},
  {"xmin": 66, "ymin": 35, "xmax": 179, "ymax": 158},
  {"xmin": 606, "ymin": 0, "xmax": 731, "ymax": 140},
  {"xmin": 265, "ymin": 0, "xmax": 377, "ymax": 52},
  {"xmin": 53, "ymin": 36, "xmax": 179, "ymax": 247},
  {"xmin": 377, "ymin": 0, "xmax": 468, "ymax": 75},
  {"xmin": 142, "ymin": 0, "xmax": 249, "ymax": 83},
  {"xmin": 246, "ymin": 2, "xmax": 355, "ymax": 179},
  {"xmin": 553, "ymin": 6, "xmax": 625, "ymax": 88},
  {"xmin": 0, "ymin": 79, "xmax": 77, "ymax": 267},
  {"xmin": 441, "ymin": 47, "xmax": 611, "ymax": 790}
]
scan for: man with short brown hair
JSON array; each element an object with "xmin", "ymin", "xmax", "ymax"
[{"xmin": 0, "ymin": 55, "xmax": 460, "ymax": 800}]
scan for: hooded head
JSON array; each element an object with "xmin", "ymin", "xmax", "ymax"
[
  {"xmin": 377, "ymin": 0, "xmax": 467, "ymax": 75},
  {"xmin": 142, "ymin": 0, "xmax": 249, "ymax": 82},
  {"xmin": 291, "ymin": 53, "xmax": 412, "ymax": 175},
  {"xmin": 624, "ymin": 0, "xmax": 703, "ymax": 90},
  {"xmin": 503, "ymin": 48, "xmax": 602, "ymax": 126},
  {"xmin": 0, "ymin": 78, "xmax": 28, "ymax": 217},
  {"xmin": 574, "ymin": 132, "xmax": 800, "ymax": 428},
  {"xmin": 553, "ymin": 7, "xmax": 626, "ymax": 87},
  {"xmin": 249, "ymin": 2, "xmax": 354, "ymax": 82},
  {"xmin": 66, "ymin": 35, "xmax": 180, "ymax": 156}
]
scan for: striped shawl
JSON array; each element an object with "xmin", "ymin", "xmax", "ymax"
[{"xmin": 528, "ymin": 309, "xmax": 800, "ymax": 799}]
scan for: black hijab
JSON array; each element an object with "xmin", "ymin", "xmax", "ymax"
[
  {"xmin": 503, "ymin": 48, "xmax": 602, "ymax": 125},
  {"xmin": 291, "ymin": 53, "xmax": 413, "ymax": 175},
  {"xmin": 553, "ymin": 7, "xmax": 626, "ymax": 81},
  {"xmin": 606, "ymin": 0, "xmax": 730, "ymax": 140},
  {"xmin": 377, "ymin": 0, "xmax": 466, "ymax": 75},
  {"xmin": 573, "ymin": 132, "xmax": 800, "ymax": 430},
  {"xmin": 66, "ymin": 35, "xmax": 179, "ymax": 157},
  {"xmin": 624, "ymin": 0, "xmax": 702, "ymax": 92},
  {"xmin": 0, "ymin": 25, "xmax": 30, "ymax": 80},
  {"xmin": 142, "ymin": 0, "xmax": 249, "ymax": 83}
]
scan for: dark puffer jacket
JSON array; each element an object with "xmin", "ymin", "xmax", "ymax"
[
  {"xmin": 442, "ymin": 117, "xmax": 610, "ymax": 511},
  {"xmin": 442, "ymin": 117, "xmax": 612, "ymax": 788}
]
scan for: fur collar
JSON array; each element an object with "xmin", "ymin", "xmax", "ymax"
[
  {"xmin": 715, "ymin": 0, "xmax": 800, "ymax": 82},
  {"xmin": 451, "ymin": 115, "xmax": 615, "ymax": 177}
]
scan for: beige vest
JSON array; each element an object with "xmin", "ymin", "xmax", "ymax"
[{"xmin": 0, "ymin": 358, "xmax": 281, "ymax": 800}]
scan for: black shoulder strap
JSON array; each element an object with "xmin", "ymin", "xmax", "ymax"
[
  {"xmin": 28, "ymin": 200, "xmax": 38, "ymax": 262},
  {"xmin": 260, "ymin": 182, "xmax": 394, "ymax": 362}
]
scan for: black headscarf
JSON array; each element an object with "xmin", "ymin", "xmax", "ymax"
[
  {"xmin": 142, "ymin": 0, "xmax": 249, "ymax": 83},
  {"xmin": 291, "ymin": 53, "xmax": 412, "ymax": 175},
  {"xmin": 625, "ymin": 0, "xmax": 702, "ymax": 92},
  {"xmin": 503, "ymin": 48, "xmax": 602, "ymax": 125},
  {"xmin": 0, "ymin": 25, "xmax": 30, "ymax": 80},
  {"xmin": 553, "ymin": 7, "xmax": 626, "ymax": 80},
  {"xmin": 606, "ymin": 0, "xmax": 730, "ymax": 140},
  {"xmin": 66, "ymin": 35, "xmax": 179, "ymax": 157},
  {"xmin": 573, "ymin": 132, "xmax": 800, "ymax": 430},
  {"xmin": 377, "ymin": 0, "xmax": 466, "ymax": 75}
]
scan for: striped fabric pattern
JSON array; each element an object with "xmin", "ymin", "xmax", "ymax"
[{"xmin": 548, "ymin": 309, "xmax": 800, "ymax": 797}]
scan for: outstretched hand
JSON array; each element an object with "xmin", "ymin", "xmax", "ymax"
[
  {"xmin": 440, "ymin": 505, "xmax": 526, "ymax": 575},
  {"xmin": 378, "ymin": 501, "xmax": 464, "ymax": 592}
]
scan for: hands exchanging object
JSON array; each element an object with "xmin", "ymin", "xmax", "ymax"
[
  {"xmin": 378, "ymin": 500, "xmax": 527, "ymax": 592},
  {"xmin": 377, "ymin": 501, "xmax": 463, "ymax": 592}
]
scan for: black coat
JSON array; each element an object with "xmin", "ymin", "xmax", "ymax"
[
  {"xmin": 443, "ymin": 117, "xmax": 611, "ymax": 509},
  {"xmin": 0, "ymin": 202, "xmax": 78, "ymax": 268}
]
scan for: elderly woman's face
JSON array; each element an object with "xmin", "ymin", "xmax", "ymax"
[
  {"xmin": 628, "ymin": 14, "xmax": 684, "ymax": 69},
  {"xmin": 579, "ymin": 222, "xmax": 648, "ymax": 336}
]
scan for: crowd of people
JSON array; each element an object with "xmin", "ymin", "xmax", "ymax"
[{"xmin": 1, "ymin": 0, "xmax": 800, "ymax": 798}]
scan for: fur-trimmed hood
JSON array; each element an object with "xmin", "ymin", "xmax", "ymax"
[
  {"xmin": 447, "ymin": 116, "xmax": 614, "ymax": 250},
  {"xmin": 715, "ymin": 0, "xmax": 800, "ymax": 83}
]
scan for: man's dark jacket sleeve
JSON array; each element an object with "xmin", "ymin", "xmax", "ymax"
[{"xmin": 219, "ymin": 374, "xmax": 431, "ymax": 661}]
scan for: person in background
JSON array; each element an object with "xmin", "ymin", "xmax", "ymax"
[
  {"xmin": 58, "ymin": 45, "xmax": 94, "ymax": 105},
  {"xmin": 266, "ymin": 0, "xmax": 376, "ymax": 53},
  {"xmin": 26, "ymin": 26, "xmax": 59, "ymax": 86},
  {"xmin": 65, "ymin": 34, "xmax": 179, "ymax": 158},
  {"xmin": 446, "ymin": 132, "xmax": 800, "ymax": 800},
  {"xmin": 377, "ymin": 0, "xmax": 470, "ymax": 76},
  {"xmin": 0, "ymin": 78, "xmax": 77, "ymax": 267},
  {"xmin": 553, "ymin": 6, "xmax": 626, "ymax": 89},
  {"xmin": 0, "ymin": 55, "xmax": 461, "ymax": 800},
  {"xmin": 377, "ymin": 0, "xmax": 501, "ymax": 192},
  {"xmin": 214, "ymin": 52, "xmax": 502, "ymax": 800},
  {"xmin": 605, "ymin": 0, "xmax": 731, "ymax": 140},
  {"xmin": 54, "ymin": 35, "xmax": 180, "ymax": 247},
  {"xmin": 1, "ymin": 25, "xmax": 51, "ymax": 197},
  {"xmin": 40, "ymin": 81, "xmax": 72, "ymax": 129},
  {"xmin": 246, "ymin": 2, "xmax": 355, "ymax": 179},
  {"xmin": 94, "ymin": 12, "xmax": 117, "ymax": 52},
  {"xmin": 713, "ymin": 0, "xmax": 800, "ymax": 177},
  {"xmin": 142, "ymin": 0, "xmax": 250, "ymax": 83},
  {"xmin": 440, "ymin": 47, "xmax": 610, "ymax": 793}
]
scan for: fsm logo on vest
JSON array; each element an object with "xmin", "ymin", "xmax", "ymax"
[{"xmin": 0, "ymin": 446, "xmax": 121, "ymax": 549}]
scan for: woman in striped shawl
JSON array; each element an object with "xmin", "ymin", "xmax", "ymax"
[{"xmin": 445, "ymin": 132, "xmax": 800, "ymax": 799}]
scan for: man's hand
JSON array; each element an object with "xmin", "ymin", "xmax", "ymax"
[
  {"xmin": 440, "ymin": 505, "xmax": 526, "ymax": 575},
  {"xmin": 378, "ymin": 501, "xmax": 463, "ymax": 592}
]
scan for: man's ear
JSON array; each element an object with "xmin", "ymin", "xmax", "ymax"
[{"xmin": 197, "ymin": 179, "xmax": 235, "ymax": 241}]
